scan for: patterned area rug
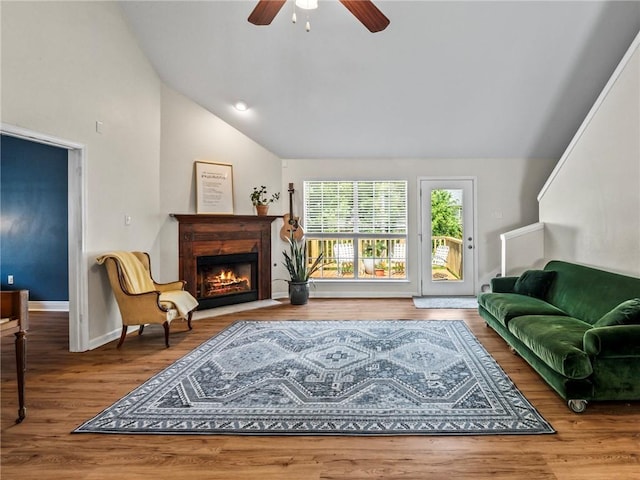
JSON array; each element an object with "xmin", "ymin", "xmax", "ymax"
[
  {"xmin": 413, "ymin": 296, "xmax": 479, "ymax": 309},
  {"xmin": 74, "ymin": 320, "xmax": 553, "ymax": 436}
]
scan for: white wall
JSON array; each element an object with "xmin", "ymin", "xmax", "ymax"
[
  {"xmin": 1, "ymin": 3, "xmax": 285, "ymax": 347},
  {"xmin": 538, "ymin": 33, "xmax": 640, "ymax": 277},
  {"xmin": 158, "ymin": 86, "xmax": 282, "ymax": 283},
  {"xmin": 280, "ymin": 157, "xmax": 556, "ymax": 298},
  {"xmin": 2, "ymin": 1, "xmax": 603, "ymax": 348},
  {"xmin": 1, "ymin": 2, "xmax": 162, "ymax": 346}
]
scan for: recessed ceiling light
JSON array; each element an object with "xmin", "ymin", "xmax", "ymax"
[{"xmin": 234, "ymin": 101, "xmax": 248, "ymax": 112}]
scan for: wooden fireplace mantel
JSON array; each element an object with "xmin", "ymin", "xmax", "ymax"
[
  {"xmin": 170, "ymin": 214, "xmax": 281, "ymax": 225},
  {"xmin": 170, "ymin": 214, "xmax": 281, "ymax": 305}
]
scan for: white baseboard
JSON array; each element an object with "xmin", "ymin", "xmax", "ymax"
[
  {"xmin": 310, "ymin": 292, "xmax": 415, "ymax": 298},
  {"xmin": 274, "ymin": 291, "xmax": 416, "ymax": 299},
  {"xmin": 29, "ymin": 301, "xmax": 69, "ymax": 312},
  {"xmin": 89, "ymin": 325, "xmax": 140, "ymax": 351}
]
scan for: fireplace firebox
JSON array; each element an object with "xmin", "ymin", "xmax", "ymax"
[{"xmin": 197, "ymin": 252, "xmax": 258, "ymax": 309}]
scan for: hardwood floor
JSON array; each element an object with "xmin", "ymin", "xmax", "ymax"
[{"xmin": 2, "ymin": 299, "xmax": 639, "ymax": 479}]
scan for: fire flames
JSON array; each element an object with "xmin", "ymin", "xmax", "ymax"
[
  {"xmin": 217, "ymin": 269, "xmax": 240, "ymax": 283},
  {"xmin": 201, "ymin": 268, "xmax": 250, "ymax": 297}
]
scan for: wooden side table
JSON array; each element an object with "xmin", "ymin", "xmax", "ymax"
[{"xmin": 1, "ymin": 290, "xmax": 29, "ymax": 423}]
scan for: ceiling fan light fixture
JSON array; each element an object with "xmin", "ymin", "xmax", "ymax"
[
  {"xmin": 248, "ymin": 0, "xmax": 389, "ymax": 33},
  {"xmin": 295, "ymin": 0, "xmax": 318, "ymax": 10}
]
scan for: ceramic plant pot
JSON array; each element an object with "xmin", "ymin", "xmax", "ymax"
[{"xmin": 288, "ymin": 281, "xmax": 309, "ymax": 305}]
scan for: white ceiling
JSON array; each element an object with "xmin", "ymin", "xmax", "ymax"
[{"xmin": 120, "ymin": 1, "xmax": 640, "ymax": 159}]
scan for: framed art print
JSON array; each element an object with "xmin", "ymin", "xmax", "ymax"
[{"xmin": 195, "ymin": 161, "xmax": 234, "ymax": 214}]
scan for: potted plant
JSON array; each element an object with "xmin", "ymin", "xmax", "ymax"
[
  {"xmin": 250, "ymin": 185, "xmax": 280, "ymax": 215},
  {"xmin": 374, "ymin": 260, "xmax": 387, "ymax": 277},
  {"xmin": 282, "ymin": 236, "xmax": 323, "ymax": 305},
  {"xmin": 362, "ymin": 240, "xmax": 387, "ymax": 275}
]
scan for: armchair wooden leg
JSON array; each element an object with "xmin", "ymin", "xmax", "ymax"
[
  {"xmin": 138, "ymin": 324, "xmax": 145, "ymax": 336},
  {"xmin": 162, "ymin": 321, "xmax": 170, "ymax": 348},
  {"xmin": 187, "ymin": 311, "xmax": 193, "ymax": 330},
  {"xmin": 117, "ymin": 326, "xmax": 128, "ymax": 349}
]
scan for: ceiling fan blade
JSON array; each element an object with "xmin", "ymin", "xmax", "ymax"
[
  {"xmin": 248, "ymin": 0, "xmax": 287, "ymax": 26},
  {"xmin": 339, "ymin": 0, "xmax": 390, "ymax": 32}
]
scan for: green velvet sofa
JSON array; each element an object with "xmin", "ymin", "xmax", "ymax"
[{"xmin": 478, "ymin": 260, "xmax": 640, "ymax": 413}]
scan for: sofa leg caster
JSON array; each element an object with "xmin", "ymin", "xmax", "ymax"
[
  {"xmin": 568, "ymin": 399, "xmax": 588, "ymax": 413},
  {"xmin": 508, "ymin": 346, "xmax": 518, "ymax": 356}
]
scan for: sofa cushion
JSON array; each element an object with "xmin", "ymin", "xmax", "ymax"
[
  {"xmin": 513, "ymin": 270, "xmax": 556, "ymax": 299},
  {"xmin": 508, "ymin": 316, "xmax": 593, "ymax": 379},
  {"xmin": 544, "ymin": 260, "xmax": 640, "ymax": 324},
  {"xmin": 593, "ymin": 298, "xmax": 640, "ymax": 327},
  {"xmin": 477, "ymin": 293, "xmax": 568, "ymax": 328}
]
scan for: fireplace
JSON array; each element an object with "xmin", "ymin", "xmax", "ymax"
[
  {"xmin": 171, "ymin": 214, "xmax": 279, "ymax": 310},
  {"xmin": 197, "ymin": 252, "xmax": 258, "ymax": 309}
]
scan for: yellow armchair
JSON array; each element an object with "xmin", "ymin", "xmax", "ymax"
[{"xmin": 97, "ymin": 251, "xmax": 198, "ymax": 348}]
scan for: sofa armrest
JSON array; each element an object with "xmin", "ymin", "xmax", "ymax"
[
  {"xmin": 584, "ymin": 325, "xmax": 640, "ymax": 357},
  {"xmin": 490, "ymin": 276, "xmax": 518, "ymax": 293}
]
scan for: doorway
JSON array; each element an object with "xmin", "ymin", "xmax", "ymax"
[
  {"xmin": 1, "ymin": 124, "xmax": 88, "ymax": 352},
  {"xmin": 420, "ymin": 178, "xmax": 476, "ymax": 296}
]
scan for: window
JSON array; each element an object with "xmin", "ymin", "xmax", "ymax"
[{"xmin": 303, "ymin": 181, "xmax": 408, "ymax": 280}]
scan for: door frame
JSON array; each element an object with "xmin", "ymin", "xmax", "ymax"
[
  {"xmin": 1, "ymin": 123, "xmax": 88, "ymax": 352},
  {"xmin": 417, "ymin": 176, "xmax": 478, "ymax": 296}
]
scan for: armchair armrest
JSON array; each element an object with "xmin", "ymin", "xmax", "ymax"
[
  {"xmin": 584, "ymin": 325, "xmax": 640, "ymax": 357},
  {"xmin": 490, "ymin": 276, "xmax": 518, "ymax": 293},
  {"xmin": 117, "ymin": 290, "xmax": 170, "ymax": 326},
  {"xmin": 154, "ymin": 280, "xmax": 186, "ymax": 292}
]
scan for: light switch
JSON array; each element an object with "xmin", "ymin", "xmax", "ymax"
[{"xmin": 124, "ymin": 215, "xmax": 132, "ymax": 226}]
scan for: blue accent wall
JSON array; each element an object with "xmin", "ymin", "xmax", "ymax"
[{"xmin": 1, "ymin": 135, "xmax": 69, "ymax": 301}]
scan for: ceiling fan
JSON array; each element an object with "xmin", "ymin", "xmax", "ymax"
[{"xmin": 248, "ymin": 0, "xmax": 390, "ymax": 33}]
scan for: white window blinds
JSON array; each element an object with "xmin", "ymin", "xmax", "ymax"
[{"xmin": 304, "ymin": 181, "xmax": 407, "ymax": 234}]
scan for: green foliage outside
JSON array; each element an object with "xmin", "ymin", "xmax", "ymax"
[{"xmin": 431, "ymin": 190, "xmax": 462, "ymax": 239}]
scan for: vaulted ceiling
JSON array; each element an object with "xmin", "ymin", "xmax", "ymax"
[{"xmin": 120, "ymin": 1, "xmax": 640, "ymax": 159}]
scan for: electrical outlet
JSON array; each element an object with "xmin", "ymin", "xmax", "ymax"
[{"xmin": 8, "ymin": 275, "xmax": 14, "ymax": 285}]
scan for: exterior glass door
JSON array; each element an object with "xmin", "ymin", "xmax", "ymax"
[{"xmin": 420, "ymin": 179, "xmax": 475, "ymax": 296}]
